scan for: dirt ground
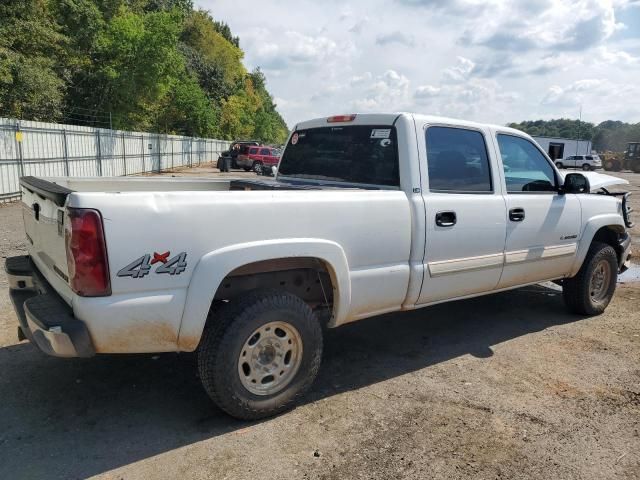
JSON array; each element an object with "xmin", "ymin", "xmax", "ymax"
[{"xmin": 0, "ymin": 166, "xmax": 638, "ymax": 480}]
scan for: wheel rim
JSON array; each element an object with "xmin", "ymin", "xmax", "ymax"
[
  {"xmin": 589, "ymin": 259, "xmax": 611, "ymax": 303},
  {"xmin": 237, "ymin": 321, "xmax": 303, "ymax": 396},
  {"xmin": 254, "ymin": 162, "xmax": 262, "ymax": 173}
]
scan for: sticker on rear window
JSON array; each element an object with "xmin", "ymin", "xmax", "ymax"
[{"xmin": 370, "ymin": 129, "xmax": 391, "ymax": 139}]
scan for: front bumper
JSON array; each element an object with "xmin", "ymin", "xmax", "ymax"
[
  {"xmin": 5, "ymin": 256, "xmax": 94, "ymax": 358},
  {"xmin": 618, "ymin": 233, "xmax": 632, "ymax": 273}
]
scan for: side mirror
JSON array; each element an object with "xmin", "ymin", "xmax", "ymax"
[{"xmin": 562, "ymin": 173, "xmax": 590, "ymax": 194}]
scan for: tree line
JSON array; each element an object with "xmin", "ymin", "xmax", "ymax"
[
  {"xmin": 508, "ymin": 119, "xmax": 640, "ymax": 153},
  {"xmin": 0, "ymin": 0, "xmax": 289, "ymax": 143}
]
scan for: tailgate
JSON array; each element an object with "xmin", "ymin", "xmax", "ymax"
[{"xmin": 20, "ymin": 177, "xmax": 73, "ymax": 297}]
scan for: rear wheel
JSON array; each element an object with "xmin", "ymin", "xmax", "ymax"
[
  {"xmin": 562, "ymin": 242, "xmax": 617, "ymax": 315},
  {"xmin": 197, "ymin": 290, "xmax": 323, "ymax": 420},
  {"xmin": 582, "ymin": 163, "xmax": 592, "ymax": 171},
  {"xmin": 555, "ymin": 162, "xmax": 564, "ymax": 169},
  {"xmin": 253, "ymin": 161, "xmax": 263, "ymax": 174}
]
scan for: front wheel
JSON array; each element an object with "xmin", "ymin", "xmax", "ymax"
[
  {"xmin": 197, "ymin": 290, "xmax": 323, "ymax": 420},
  {"xmin": 562, "ymin": 242, "xmax": 618, "ymax": 315}
]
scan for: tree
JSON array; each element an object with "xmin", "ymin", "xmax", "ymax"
[
  {"xmin": 0, "ymin": 1, "xmax": 289, "ymax": 143},
  {"xmin": 0, "ymin": 0, "xmax": 67, "ymax": 120}
]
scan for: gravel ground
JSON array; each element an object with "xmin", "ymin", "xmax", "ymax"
[{"xmin": 0, "ymin": 166, "xmax": 638, "ymax": 480}]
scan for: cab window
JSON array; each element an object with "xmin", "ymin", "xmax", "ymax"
[
  {"xmin": 425, "ymin": 126, "xmax": 492, "ymax": 193},
  {"xmin": 497, "ymin": 134, "xmax": 556, "ymax": 193}
]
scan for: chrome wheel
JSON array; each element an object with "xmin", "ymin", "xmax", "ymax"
[
  {"xmin": 253, "ymin": 162, "xmax": 262, "ymax": 174},
  {"xmin": 589, "ymin": 259, "xmax": 611, "ymax": 303},
  {"xmin": 237, "ymin": 321, "xmax": 303, "ymax": 396}
]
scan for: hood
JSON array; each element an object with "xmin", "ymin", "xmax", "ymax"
[{"xmin": 559, "ymin": 171, "xmax": 629, "ymax": 192}]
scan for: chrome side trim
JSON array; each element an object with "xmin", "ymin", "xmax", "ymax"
[
  {"xmin": 428, "ymin": 253, "xmax": 504, "ymax": 277},
  {"xmin": 505, "ymin": 243, "xmax": 577, "ymax": 265}
]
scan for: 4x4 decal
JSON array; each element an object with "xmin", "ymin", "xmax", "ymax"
[{"xmin": 117, "ymin": 251, "xmax": 187, "ymax": 278}]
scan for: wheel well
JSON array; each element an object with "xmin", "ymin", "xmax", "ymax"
[
  {"xmin": 592, "ymin": 226, "xmax": 624, "ymax": 262},
  {"xmin": 212, "ymin": 257, "xmax": 335, "ymax": 316}
]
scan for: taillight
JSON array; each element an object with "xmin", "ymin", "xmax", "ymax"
[
  {"xmin": 65, "ymin": 208, "xmax": 111, "ymax": 297},
  {"xmin": 327, "ymin": 114, "xmax": 356, "ymax": 123}
]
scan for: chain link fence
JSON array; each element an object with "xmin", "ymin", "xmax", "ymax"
[{"xmin": 0, "ymin": 118, "xmax": 231, "ymax": 202}]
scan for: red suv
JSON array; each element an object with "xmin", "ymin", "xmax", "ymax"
[{"xmin": 237, "ymin": 146, "xmax": 281, "ymax": 175}]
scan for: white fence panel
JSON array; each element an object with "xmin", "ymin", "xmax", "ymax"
[{"xmin": 0, "ymin": 118, "xmax": 231, "ymax": 201}]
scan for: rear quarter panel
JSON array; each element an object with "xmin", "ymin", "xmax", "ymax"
[{"xmin": 68, "ymin": 189, "xmax": 412, "ymax": 352}]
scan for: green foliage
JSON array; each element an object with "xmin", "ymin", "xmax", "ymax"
[
  {"xmin": 509, "ymin": 119, "xmax": 640, "ymax": 152},
  {"xmin": 0, "ymin": 0, "xmax": 289, "ymax": 143},
  {"xmin": 181, "ymin": 10, "xmax": 245, "ymax": 88},
  {"xmin": 0, "ymin": 0, "xmax": 67, "ymax": 120}
]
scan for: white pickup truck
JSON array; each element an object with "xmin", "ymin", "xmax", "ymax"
[{"xmin": 6, "ymin": 113, "xmax": 634, "ymax": 420}]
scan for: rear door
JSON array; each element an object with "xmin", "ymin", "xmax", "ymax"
[
  {"xmin": 417, "ymin": 124, "xmax": 507, "ymax": 304},
  {"xmin": 494, "ymin": 133, "xmax": 581, "ymax": 288}
]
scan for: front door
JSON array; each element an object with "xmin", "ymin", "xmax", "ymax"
[
  {"xmin": 417, "ymin": 125, "xmax": 507, "ymax": 304},
  {"xmin": 494, "ymin": 133, "xmax": 581, "ymax": 288}
]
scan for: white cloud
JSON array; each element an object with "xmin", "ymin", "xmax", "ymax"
[
  {"xmin": 442, "ymin": 56, "xmax": 475, "ymax": 82},
  {"xmin": 376, "ymin": 31, "xmax": 415, "ymax": 47},
  {"xmin": 196, "ymin": 0, "xmax": 640, "ymax": 125}
]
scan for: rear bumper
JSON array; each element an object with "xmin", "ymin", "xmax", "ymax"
[{"xmin": 5, "ymin": 255, "xmax": 94, "ymax": 358}]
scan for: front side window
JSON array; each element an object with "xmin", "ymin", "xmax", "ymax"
[
  {"xmin": 278, "ymin": 125, "xmax": 399, "ymax": 187},
  {"xmin": 425, "ymin": 126, "xmax": 492, "ymax": 193},
  {"xmin": 497, "ymin": 134, "xmax": 556, "ymax": 193},
  {"xmin": 260, "ymin": 148, "xmax": 270, "ymax": 155}
]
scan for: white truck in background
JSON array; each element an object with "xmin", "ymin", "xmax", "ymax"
[{"xmin": 6, "ymin": 113, "xmax": 633, "ymax": 420}]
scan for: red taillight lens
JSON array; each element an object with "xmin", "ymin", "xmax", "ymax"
[
  {"xmin": 65, "ymin": 208, "xmax": 111, "ymax": 297},
  {"xmin": 327, "ymin": 114, "xmax": 356, "ymax": 123}
]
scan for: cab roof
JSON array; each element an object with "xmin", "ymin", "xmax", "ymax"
[{"xmin": 294, "ymin": 113, "xmax": 527, "ymax": 138}]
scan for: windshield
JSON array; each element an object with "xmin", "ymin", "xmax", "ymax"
[{"xmin": 278, "ymin": 125, "xmax": 400, "ymax": 188}]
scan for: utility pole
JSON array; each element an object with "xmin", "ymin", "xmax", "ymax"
[{"xmin": 575, "ymin": 105, "xmax": 582, "ymax": 156}]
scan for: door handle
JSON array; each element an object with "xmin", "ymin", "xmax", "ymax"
[
  {"xmin": 435, "ymin": 211, "xmax": 456, "ymax": 227},
  {"xmin": 509, "ymin": 207, "xmax": 525, "ymax": 222}
]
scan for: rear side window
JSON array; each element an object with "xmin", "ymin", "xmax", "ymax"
[
  {"xmin": 425, "ymin": 126, "xmax": 492, "ymax": 193},
  {"xmin": 278, "ymin": 125, "xmax": 400, "ymax": 187},
  {"xmin": 249, "ymin": 148, "xmax": 258, "ymax": 154},
  {"xmin": 260, "ymin": 148, "xmax": 270, "ymax": 155}
]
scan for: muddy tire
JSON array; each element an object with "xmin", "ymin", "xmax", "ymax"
[
  {"xmin": 197, "ymin": 290, "xmax": 323, "ymax": 420},
  {"xmin": 562, "ymin": 242, "xmax": 618, "ymax": 315}
]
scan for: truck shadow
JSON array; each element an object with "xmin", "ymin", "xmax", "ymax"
[{"xmin": 0, "ymin": 284, "xmax": 584, "ymax": 479}]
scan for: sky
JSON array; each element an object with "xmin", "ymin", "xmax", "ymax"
[{"xmin": 196, "ymin": 0, "xmax": 640, "ymax": 128}]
